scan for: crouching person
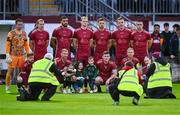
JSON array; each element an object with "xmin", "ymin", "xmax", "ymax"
[
  {"xmin": 108, "ymin": 61, "xmax": 143, "ymax": 106},
  {"xmin": 144, "ymin": 54, "xmax": 176, "ymax": 99},
  {"xmin": 17, "ymin": 53, "xmax": 63, "ymax": 101},
  {"xmin": 83, "ymin": 56, "xmax": 98, "ymax": 93},
  {"xmin": 16, "ymin": 53, "xmax": 34, "ymax": 93},
  {"xmin": 95, "ymin": 51, "xmax": 117, "ymax": 92},
  {"xmin": 73, "ymin": 62, "xmax": 84, "ymax": 93}
]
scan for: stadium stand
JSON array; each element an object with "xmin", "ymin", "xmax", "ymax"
[{"xmin": 29, "ymin": 0, "xmax": 59, "ymax": 16}]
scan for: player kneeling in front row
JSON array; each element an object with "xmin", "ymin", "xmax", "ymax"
[
  {"xmin": 17, "ymin": 53, "xmax": 63, "ymax": 101},
  {"xmin": 95, "ymin": 51, "xmax": 117, "ymax": 92},
  {"xmin": 108, "ymin": 61, "xmax": 143, "ymax": 105},
  {"xmin": 16, "ymin": 53, "xmax": 34, "ymax": 93}
]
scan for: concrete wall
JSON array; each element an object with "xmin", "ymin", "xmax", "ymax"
[{"xmin": 0, "ymin": 25, "xmax": 12, "ymax": 70}]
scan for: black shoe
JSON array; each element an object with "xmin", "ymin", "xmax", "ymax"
[
  {"xmin": 132, "ymin": 97, "xmax": 139, "ymax": 105},
  {"xmin": 98, "ymin": 90, "xmax": 102, "ymax": 93},
  {"xmin": 41, "ymin": 98, "xmax": 50, "ymax": 101},
  {"xmin": 144, "ymin": 96, "xmax": 150, "ymax": 99},
  {"xmin": 16, "ymin": 96, "xmax": 20, "ymax": 101},
  {"xmin": 166, "ymin": 93, "xmax": 176, "ymax": 99},
  {"xmin": 97, "ymin": 85, "xmax": 102, "ymax": 93},
  {"xmin": 18, "ymin": 90, "xmax": 27, "ymax": 101}
]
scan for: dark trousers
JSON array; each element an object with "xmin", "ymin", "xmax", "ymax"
[
  {"xmin": 120, "ymin": 91, "xmax": 140, "ymax": 100},
  {"xmin": 147, "ymin": 87, "xmax": 176, "ymax": 99},
  {"xmin": 143, "ymin": 75, "xmax": 176, "ymax": 99},
  {"xmin": 63, "ymin": 80, "xmax": 71, "ymax": 89},
  {"xmin": 73, "ymin": 78, "xmax": 84, "ymax": 92},
  {"xmin": 84, "ymin": 79, "xmax": 95, "ymax": 90},
  {"xmin": 173, "ymin": 53, "xmax": 180, "ymax": 64},
  {"xmin": 17, "ymin": 83, "xmax": 26, "ymax": 93},
  {"xmin": 108, "ymin": 79, "xmax": 140, "ymax": 102},
  {"xmin": 26, "ymin": 82, "xmax": 57, "ymax": 101}
]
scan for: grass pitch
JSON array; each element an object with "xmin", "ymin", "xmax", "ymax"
[{"xmin": 0, "ymin": 84, "xmax": 180, "ymax": 115}]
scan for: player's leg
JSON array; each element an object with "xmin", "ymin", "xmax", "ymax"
[
  {"xmin": 95, "ymin": 76, "xmax": 104, "ymax": 92},
  {"xmin": 67, "ymin": 48, "xmax": 71, "ymax": 61},
  {"xmin": 94, "ymin": 53, "xmax": 101, "ymax": 64},
  {"xmin": 137, "ymin": 54, "xmax": 146, "ymax": 65},
  {"xmin": 16, "ymin": 56, "xmax": 26, "ymax": 93},
  {"xmin": 83, "ymin": 54, "xmax": 90, "ymax": 66},
  {"xmin": 16, "ymin": 74, "xmax": 24, "ymax": 93},
  {"xmin": 115, "ymin": 53, "xmax": 124, "ymax": 67},
  {"xmin": 5, "ymin": 67, "xmax": 14, "ymax": 93},
  {"xmin": 17, "ymin": 56, "xmax": 25, "ymax": 71},
  {"xmin": 5, "ymin": 55, "xmax": 17, "ymax": 93}
]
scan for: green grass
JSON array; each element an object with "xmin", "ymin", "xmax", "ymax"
[{"xmin": 0, "ymin": 84, "xmax": 180, "ymax": 115}]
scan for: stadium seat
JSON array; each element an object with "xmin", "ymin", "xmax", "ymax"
[{"xmin": 29, "ymin": 0, "xmax": 59, "ymax": 16}]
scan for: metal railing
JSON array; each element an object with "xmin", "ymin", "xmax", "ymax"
[
  {"xmin": 74, "ymin": 0, "xmax": 119, "ymax": 30},
  {"xmin": 0, "ymin": 0, "xmax": 180, "ymax": 21},
  {"xmin": 56, "ymin": 0, "xmax": 180, "ymax": 25},
  {"xmin": 0, "ymin": 0, "xmax": 28, "ymax": 19},
  {"xmin": 56, "ymin": 0, "xmax": 180, "ymax": 15}
]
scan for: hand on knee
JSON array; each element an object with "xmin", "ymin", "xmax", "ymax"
[{"xmin": 71, "ymin": 75, "xmax": 77, "ymax": 82}]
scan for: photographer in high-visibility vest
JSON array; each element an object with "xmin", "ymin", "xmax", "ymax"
[
  {"xmin": 17, "ymin": 53, "xmax": 63, "ymax": 101},
  {"xmin": 108, "ymin": 61, "xmax": 143, "ymax": 106},
  {"xmin": 144, "ymin": 53, "xmax": 176, "ymax": 98}
]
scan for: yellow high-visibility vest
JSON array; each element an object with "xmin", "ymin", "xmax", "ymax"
[
  {"xmin": 118, "ymin": 68, "xmax": 143, "ymax": 96},
  {"xmin": 28, "ymin": 58, "xmax": 60, "ymax": 86},
  {"xmin": 147, "ymin": 62, "xmax": 172, "ymax": 89}
]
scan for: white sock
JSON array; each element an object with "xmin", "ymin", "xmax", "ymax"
[{"xmin": 6, "ymin": 86, "xmax": 10, "ymax": 91}]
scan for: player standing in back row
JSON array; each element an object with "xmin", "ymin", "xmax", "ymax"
[
  {"xmin": 73, "ymin": 16, "xmax": 93, "ymax": 66},
  {"xmin": 93, "ymin": 18, "xmax": 111, "ymax": 64},
  {"xmin": 29, "ymin": 19, "xmax": 49, "ymax": 62},
  {"xmin": 5, "ymin": 18, "xmax": 30, "ymax": 93},
  {"xmin": 131, "ymin": 21, "xmax": 151, "ymax": 65},
  {"xmin": 50, "ymin": 16, "xmax": 73, "ymax": 60},
  {"xmin": 112, "ymin": 17, "xmax": 132, "ymax": 66}
]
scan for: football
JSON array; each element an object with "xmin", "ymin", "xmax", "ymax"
[
  {"xmin": 95, "ymin": 76, "xmax": 104, "ymax": 85},
  {"xmin": 16, "ymin": 76, "xmax": 23, "ymax": 83}
]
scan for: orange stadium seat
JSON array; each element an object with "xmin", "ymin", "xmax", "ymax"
[{"xmin": 29, "ymin": 0, "xmax": 59, "ymax": 16}]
